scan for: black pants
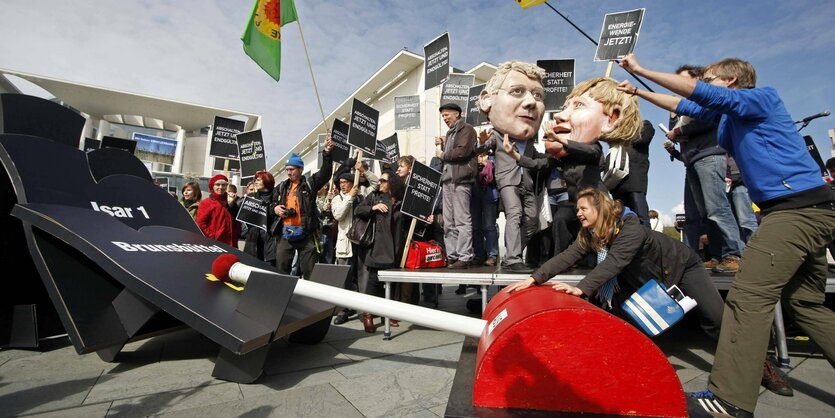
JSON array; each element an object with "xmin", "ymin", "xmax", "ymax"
[
  {"xmin": 612, "ymin": 191, "xmax": 650, "ymax": 227},
  {"xmin": 276, "ymin": 235, "xmax": 317, "ymax": 280}
]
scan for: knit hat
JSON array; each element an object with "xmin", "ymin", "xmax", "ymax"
[
  {"xmin": 286, "ymin": 153, "xmax": 304, "ymax": 169},
  {"xmin": 209, "ymin": 174, "xmax": 228, "ymax": 188}
]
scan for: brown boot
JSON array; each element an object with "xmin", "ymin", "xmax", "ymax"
[
  {"xmin": 361, "ymin": 313, "xmax": 375, "ymax": 333},
  {"xmin": 761, "ymin": 359, "xmax": 793, "ymax": 397},
  {"xmin": 712, "ymin": 256, "xmax": 740, "ymax": 274}
]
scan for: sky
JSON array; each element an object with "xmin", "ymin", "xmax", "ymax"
[{"xmin": 1, "ymin": 0, "xmax": 833, "ymax": 225}]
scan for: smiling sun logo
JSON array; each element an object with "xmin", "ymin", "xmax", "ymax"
[{"xmin": 254, "ymin": 0, "xmax": 283, "ymax": 40}]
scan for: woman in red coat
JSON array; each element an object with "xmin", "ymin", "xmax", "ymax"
[{"xmin": 196, "ymin": 174, "xmax": 234, "ymax": 246}]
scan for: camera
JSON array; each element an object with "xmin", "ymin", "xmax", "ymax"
[{"xmin": 284, "ymin": 207, "xmax": 297, "ymax": 218}]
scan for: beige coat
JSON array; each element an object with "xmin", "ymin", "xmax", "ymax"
[{"xmin": 331, "ymin": 191, "xmax": 355, "ymax": 259}]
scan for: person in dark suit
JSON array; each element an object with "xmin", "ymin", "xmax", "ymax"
[{"xmin": 476, "ymin": 60, "xmax": 547, "ymax": 273}]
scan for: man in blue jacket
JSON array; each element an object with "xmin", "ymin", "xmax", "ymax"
[{"xmin": 618, "ymin": 54, "xmax": 835, "ymax": 417}]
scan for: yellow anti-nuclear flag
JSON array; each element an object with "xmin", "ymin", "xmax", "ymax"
[{"xmin": 516, "ymin": 0, "xmax": 547, "ymax": 9}]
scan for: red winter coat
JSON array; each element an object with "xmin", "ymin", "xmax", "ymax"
[{"xmin": 196, "ymin": 196, "xmax": 233, "ymax": 246}]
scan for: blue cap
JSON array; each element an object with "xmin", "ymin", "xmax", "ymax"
[{"xmin": 286, "ymin": 153, "xmax": 304, "ymax": 169}]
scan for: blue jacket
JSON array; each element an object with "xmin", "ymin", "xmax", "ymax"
[{"xmin": 676, "ymin": 81, "xmax": 823, "ymax": 203}]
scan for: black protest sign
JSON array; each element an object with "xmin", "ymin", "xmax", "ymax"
[
  {"xmin": 401, "ymin": 161, "xmax": 441, "ymax": 224},
  {"xmin": 236, "ymin": 196, "xmax": 269, "ymax": 231},
  {"xmin": 381, "ymin": 133, "xmax": 400, "ymax": 163},
  {"xmin": 348, "ymin": 99, "xmax": 379, "ymax": 156},
  {"xmin": 330, "ymin": 119, "xmax": 351, "ymax": 164},
  {"xmin": 101, "ymin": 136, "xmax": 137, "ymax": 154},
  {"xmin": 210, "ymin": 116, "xmax": 245, "ymax": 159},
  {"xmin": 466, "ymin": 84, "xmax": 489, "ymax": 127},
  {"xmin": 236, "ymin": 130, "xmax": 266, "ymax": 179},
  {"xmin": 675, "ymin": 213, "xmax": 685, "ymax": 231},
  {"xmin": 373, "ymin": 140, "xmax": 386, "ymax": 161},
  {"xmin": 441, "ymin": 74, "xmax": 475, "ymax": 115},
  {"xmin": 394, "ymin": 95, "xmax": 421, "ymax": 131},
  {"xmin": 424, "ymin": 33, "xmax": 450, "ymax": 90},
  {"xmin": 594, "ymin": 9, "xmax": 645, "ymax": 61},
  {"xmin": 537, "ymin": 59, "xmax": 575, "ymax": 112},
  {"xmin": 214, "ymin": 157, "xmax": 240, "ymax": 172},
  {"xmin": 84, "ymin": 137, "xmax": 101, "ymax": 152},
  {"xmin": 804, "ymin": 135, "xmax": 828, "ymax": 177}
]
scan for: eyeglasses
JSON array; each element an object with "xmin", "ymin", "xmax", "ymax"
[
  {"xmin": 702, "ymin": 75, "xmax": 718, "ymax": 83},
  {"xmin": 494, "ymin": 86, "xmax": 546, "ymax": 102}
]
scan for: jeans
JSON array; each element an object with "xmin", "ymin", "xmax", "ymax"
[
  {"xmin": 689, "ymin": 155, "xmax": 744, "ymax": 259},
  {"xmin": 729, "ymin": 184, "xmax": 758, "ymax": 243}
]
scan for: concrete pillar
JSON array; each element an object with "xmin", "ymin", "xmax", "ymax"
[
  {"xmin": 173, "ymin": 128, "xmax": 185, "ymax": 173},
  {"xmin": 96, "ymin": 119, "xmax": 109, "ymax": 140},
  {"xmin": 79, "ymin": 116, "xmax": 95, "ymax": 150}
]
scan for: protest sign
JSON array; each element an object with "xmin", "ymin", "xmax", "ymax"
[
  {"xmin": 236, "ymin": 130, "xmax": 266, "ymax": 180},
  {"xmin": 441, "ymin": 74, "xmax": 475, "ymax": 115},
  {"xmin": 594, "ymin": 9, "xmax": 645, "ymax": 61},
  {"xmin": 401, "ymin": 161, "xmax": 441, "ymax": 224},
  {"xmin": 348, "ymin": 99, "xmax": 378, "ymax": 156},
  {"xmin": 84, "ymin": 138, "xmax": 101, "ymax": 152},
  {"xmin": 101, "ymin": 136, "xmax": 137, "ymax": 154},
  {"xmin": 209, "ymin": 116, "xmax": 245, "ymax": 159},
  {"xmin": 537, "ymin": 59, "xmax": 575, "ymax": 112},
  {"xmin": 394, "ymin": 95, "xmax": 421, "ymax": 130},
  {"xmin": 675, "ymin": 213, "xmax": 686, "ymax": 231},
  {"xmin": 373, "ymin": 139, "xmax": 386, "ymax": 161},
  {"xmin": 381, "ymin": 133, "xmax": 400, "ymax": 163},
  {"xmin": 236, "ymin": 196, "xmax": 268, "ymax": 231},
  {"xmin": 214, "ymin": 157, "xmax": 240, "ymax": 172},
  {"xmin": 465, "ymin": 84, "xmax": 489, "ymax": 126},
  {"xmin": 424, "ymin": 33, "xmax": 450, "ymax": 90},
  {"xmin": 330, "ymin": 119, "xmax": 351, "ymax": 164}
]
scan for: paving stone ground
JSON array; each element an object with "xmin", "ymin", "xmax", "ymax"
[{"xmin": 1, "ymin": 285, "xmax": 833, "ymax": 417}]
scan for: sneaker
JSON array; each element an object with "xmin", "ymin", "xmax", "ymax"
[
  {"xmin": 448, "ymin": 260, "xmax": 471, "ymax": 269},
  {"xmin": 504, "ymin": 262, "xmax": 534, "ymax": 274},
  {"xmin": 712, "ymin": 256, "xmax": 740, "ymax": 274},
  {"xmin": 485, "ymin": 256, "xmax": 497, "ymax": 267},
  {"xmin": 762, "ymin": 359, "xmax": 794, "ymax": 397},
  {"xmin": 687, "ymin": 390, "xmax": 753, "ymax": 418},
  {"xmin": 704, "ymin": 259, "xmax": 721, "ymax": 269}
]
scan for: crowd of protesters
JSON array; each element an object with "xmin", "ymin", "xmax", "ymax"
[{"xmin": 177, "ymin": 56, "xmax": 834, "ymax": 417}]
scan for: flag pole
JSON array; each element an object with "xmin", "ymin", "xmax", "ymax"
[
  {"xmin": 295, "ymin": 16, "xmax": 336, "ymax": 188},
  {"xmin": 542, "ymin": 1, "xmax": 654, "ymax": 92},
  {"xmin": 295, "ymin": 19, "xmax": 328, "ymax": 129}
]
